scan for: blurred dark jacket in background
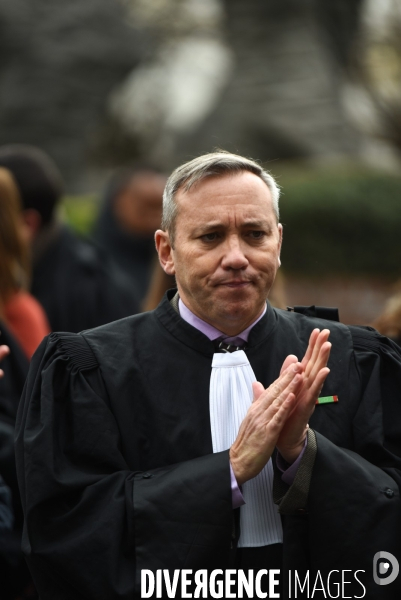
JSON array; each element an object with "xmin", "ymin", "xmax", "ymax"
[{"xmin": 32, "ymin": 223, "xmax": 140, "ymax": 333}]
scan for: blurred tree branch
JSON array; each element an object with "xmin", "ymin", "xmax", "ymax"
[{"xmin": 347, "ymin": 0, "xmax": 401, "ymax": 156}]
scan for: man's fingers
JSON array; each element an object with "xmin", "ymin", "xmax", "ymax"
[
  {"xmin": 301, "ymin": 329, "xmax": 320, "ymax": 370},
  {"xmin": 0, "ymin": 346, "xmax": 10, "ymax": 378},
  {"xmin": 308, "ymin": 367, "xmax": 331, "ymax": 400},
  {"xmin": 264, "ymin": 373, "xmax": 302, "ymax": 421},
  {"xmin": 306, "ymin": 330, "xmax": 330, "ymax": 374},
  {"xmin": 230, "ymin": 386, "xmax": 298, "ymax": 485},
  {"xmin": 280, "ymin": 354, "xmax": 298, "ymax": 375},
  {"xmin": 260, "ymin": 362, "xmax": 302, "ymax": 409},
  {"xmin": 307, "ymin": 340, "xmax": 331, "ymax": 382},
  {"xmin": 268, "ymin": 392, "xmax": 296, "ymax": 431},
  {"xmin": 0, "ymin": 345, "xmax": 10, "ymax": 360},
  {"xmin": 304, "ymin": 329, "xmax": 331, "ymax": 378}
]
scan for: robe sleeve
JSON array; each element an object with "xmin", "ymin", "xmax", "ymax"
[
  {"xmin": 273, "ymin": 327, "xmax": 401, "ymax": 595},
  {"xmin": 15, "ymin": 333, "xmax": 232, "ymax": 600}
]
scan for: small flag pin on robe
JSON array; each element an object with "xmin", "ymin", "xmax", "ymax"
[{"xmin": 316, "ymin": 395, "xmax": 338, "ymax": 405}]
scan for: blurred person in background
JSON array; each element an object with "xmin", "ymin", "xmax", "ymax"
[
  {"xmin": 0, "ymin": 336, "xmax": 36, "ymax": 599},
  {"xmin": 0, "ymin": 322, "xmax": 29, "ymax": 423},
  {"xmin": 0, "ymin": 145, "xmax": 140, "ymax": 333},
  {"xmin": 0, "ymin": 474, "xmax": 13, "ymax": 532},
  {"xmin": 372, "ymin": 286, "xmax": 401, "ymax": 347},
  {"xmin": 0, "ymin": 190, "xmax": 35, "ymax": 576},
  {"xmin": 0, "ymin": 474, "xmax": 14, "ymax": 583},
  {"xmin": 0, "ymin": 168, "xmax": 50, "ymax": 359},
  {"xmin": 0, "ymin": 472, "xmax": 21, "ymax": 600},
  {"xmin": 93, "ymin": 166, "xmax": 169, "ymax": 304},
  {"xmin": 142, "ymin": 256, "xmax": 176, "ymax": 312},
  {"xmin": 0, "ymin": 169, "xmax": 41, "ymax": 598}
]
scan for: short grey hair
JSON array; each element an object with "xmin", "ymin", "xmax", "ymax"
[{"xmin": 161, "ymin": 151, "xmax": 280, "ymax": 244}]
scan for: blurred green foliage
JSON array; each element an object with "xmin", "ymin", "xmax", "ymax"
[
  {"xmin": 277, "ymin": 168, "xmax": 401, "ymax": 276},
  {"xmin": 60, "ymin": 167, "xmax": 401, "ymax": 276},
  {"xmin": 60, "ymin": 195, "xmax": 99, "ymax": 236}
]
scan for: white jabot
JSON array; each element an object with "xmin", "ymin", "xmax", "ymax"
[{"xmin": 210, "ymin": 350, "xmax": 283, "ymax": 547}]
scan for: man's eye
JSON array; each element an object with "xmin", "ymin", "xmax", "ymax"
[
  {"xmin": 248, "ymin": 231, "xmax": 265, "ymax": 239},
  {"xmin": 201, "ymin": 233, "xmax": 219, "ymax": 242}
]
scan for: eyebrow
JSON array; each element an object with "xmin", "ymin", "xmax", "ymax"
[
  {"xmin": 193, "ymin": 219, "xmax": 270, "ymax": 235},
  {"xmin": 241, "ymin": 220, "xmax": 270, "ymax": 228}
]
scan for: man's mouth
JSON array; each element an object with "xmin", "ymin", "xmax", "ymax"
[{"xmin": 219, "ymin": 280, "xmax": 251, "ymax": 288}]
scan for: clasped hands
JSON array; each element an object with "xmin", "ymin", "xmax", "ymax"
[{"xmin": 230, "ymin": 329, "xmax": 331, "ymax": 486}]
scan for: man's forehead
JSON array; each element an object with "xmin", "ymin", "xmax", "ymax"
[
  {"xmin": 175, "ymin": 171, "xmax": 273, "ymax": 209},
  {"xmin": 188, "ymin": 205, "xmax": 272, "ymax": 225},
  {"xmin": 174, "ymin": 188, "xmax": 276, "ymax": 239}
]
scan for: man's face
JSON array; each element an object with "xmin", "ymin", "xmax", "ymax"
[
  {"xmin": 114, "ymin": 172, "xmax": 166, "ymax": 236},
  {"xmin": 156, "ymin": 171, "xmax": 282, "ymax": 335}
]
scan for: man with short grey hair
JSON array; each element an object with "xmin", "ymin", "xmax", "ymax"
[{"xmin": 16, "ymin": 151, "xmax": 401, "ymax": 598}]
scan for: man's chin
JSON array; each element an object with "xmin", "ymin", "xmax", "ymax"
[
  {"xmin": 213, "ymin": 293, "xmax": 262, "ymax": 322},
  {"xmin": 214, "ymin": 282, "xmax": 255, "ymax": 301}
]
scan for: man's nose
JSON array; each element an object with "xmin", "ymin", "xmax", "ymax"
[{"xmin": 221, "ymin": 237, "xmax": 249, "ymax": 270}]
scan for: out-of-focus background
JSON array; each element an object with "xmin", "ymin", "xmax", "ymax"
[{"xmin": 1, "ymin": 0, "xmax": 401, "ymax": 323}]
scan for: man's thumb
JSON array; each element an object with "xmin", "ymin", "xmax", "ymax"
[{"xmin": 252, "ymin": 381, "xmax": 265, "ymax": 401}]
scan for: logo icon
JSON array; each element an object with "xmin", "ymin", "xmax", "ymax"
[{"xmin": 373, "ymin": 551, "xmax": 399, "ymax": 586}]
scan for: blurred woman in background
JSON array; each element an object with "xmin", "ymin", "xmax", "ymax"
[
  {"xmin": 0, "ymin": 166, "xmax": 44, "ymax": 598},
  {"xmin": 0, "ymin": 167, "xmax": 50, "ymax": 359}
]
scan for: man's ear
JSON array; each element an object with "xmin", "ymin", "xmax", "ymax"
[
  {"xmin": 277, "ymin": 223, "xmax": 283, "ymax": 266},
  {"xmin": 155, "ymin": 229, "xmax": 175, "ymax": 276}
]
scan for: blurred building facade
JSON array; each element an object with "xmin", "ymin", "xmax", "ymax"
[{"xmin": 1, "ymin": 0, "xmax": 401, "ymax": 186}]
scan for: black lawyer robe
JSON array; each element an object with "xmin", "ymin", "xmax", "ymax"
[{"xmin": 15, "ymin": 291, "xmax": 401, "ymax": 599}]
